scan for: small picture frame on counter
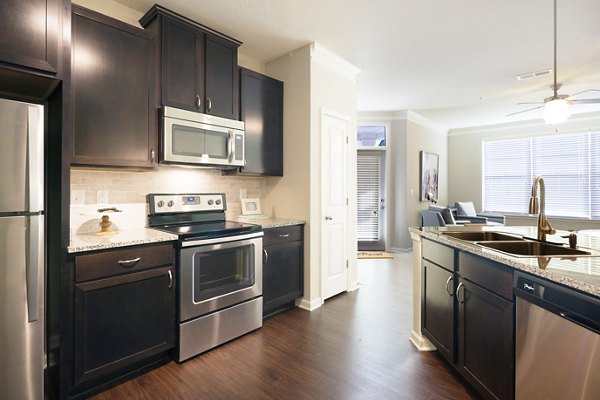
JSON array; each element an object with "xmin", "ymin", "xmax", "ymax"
[{"xmin": 241, "ymin": 198, "xmax": 262, "ymax": 215}]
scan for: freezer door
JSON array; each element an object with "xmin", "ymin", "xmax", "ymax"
[
  {"xmin": 0, "ymin": 99, "xmax": 44, "ymax": 213},
  {"xmin": 0, "ymin": 215, "xmax": 44, "ymax": 400}
]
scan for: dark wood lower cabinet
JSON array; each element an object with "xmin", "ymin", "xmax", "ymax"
[
  {"xmin": 263, "ymin": 225, "xmax": 304, "ymax": 316},
  {"xmin": 71, "ymin": 243, "xmax": 175, "ymax": 397},
  {"xmin": 422, "ymin": 260, "xmax": 454, "ymax": 362},
  {"xmin": 458, "ymin": 278, "xmax": 514, "ymax": 400},
  {"xmin": 422, "ymin": 243, "xmax": 514, "ymax": 400}
]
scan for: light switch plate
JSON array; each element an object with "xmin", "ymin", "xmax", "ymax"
[
  {"xmin": 72, "ymin": 190, "xmax": 85, "ymax": 205},
  {"xmin": 97, "ymin": 190, "xmax": 109, "ymax": 205}
]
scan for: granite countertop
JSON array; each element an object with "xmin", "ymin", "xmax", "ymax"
[
  {"xmin": 236, "ymin": 217, "xmax": 305, "ymax": 229},
  {"xmin": 68, "ymin": 228, "xmax": 178, "ymax": 253},
  {"xmin": 410, "ymin": 225, "xmax": 600, "ymax": 297}
]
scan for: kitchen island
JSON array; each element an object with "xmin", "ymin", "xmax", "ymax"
[{"xmin": 409, "ymin": 224, "xmax": 600, "ymax": 400}]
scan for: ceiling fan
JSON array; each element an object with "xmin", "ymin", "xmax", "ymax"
[{"xmin": 507, "ymin": 0, "xmax": 600, "ymax": 124}]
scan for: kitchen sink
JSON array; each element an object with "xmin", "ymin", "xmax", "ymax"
[
  {"xmin": 476, "ymin": 240, "xmax": 592, "ymax": 257},
  {"xmin": 441, "ymin": 231, "xmax": 524, "ymax": 242}
]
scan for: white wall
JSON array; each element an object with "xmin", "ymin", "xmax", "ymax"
[
  {"xmin": 265, "ymin": 43, "xmax": 359, "ymax": 310},
  {"xmin": 73, "ymin": 0, "xmax": 143, "ymax": 26},
  {"xmin": 448, "ymin": 112, "xmax": 600, "ymax": 217}
]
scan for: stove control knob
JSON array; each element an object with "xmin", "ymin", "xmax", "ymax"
[
  {"xmin": 215, "ymin": 199, "xmax": 222, "ymax": 205},
  {"xmin": 157, "ymin": 200, "xmax": 164, "ymax": 208},
  {"xmin": 168, "ymin": 200, "xmax": 174, "ymax": 207},
  {"xmin": 208, "ymin": 199, "xmax": 214, "ymax": 205}
]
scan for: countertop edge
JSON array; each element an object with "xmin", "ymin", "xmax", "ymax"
[{"xmin": 68, "ymin": 228, "xmax": 178, "ymax": 254}]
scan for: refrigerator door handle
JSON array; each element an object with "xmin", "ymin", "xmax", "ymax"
[
  {"xmin": 26, "ymin": 215, "xmax": 44, "ymax": 322},
  {"xmin": 27, "ymin": 105, "xmax": 44, "ymax": 212}
]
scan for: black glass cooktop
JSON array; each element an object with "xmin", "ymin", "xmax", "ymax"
[{"xmin": 153, "ymin": 220, "xmax": 261, "ymax": 241}]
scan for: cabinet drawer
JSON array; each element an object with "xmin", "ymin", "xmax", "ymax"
[
  {"xmin": 422, "ymin": 239, "xmax": 455, "ymax": 271},
  {"xmin": 263, "ymin": 225, "xmax": 304, "ymax": 246},
  {"xmin": 458, "ymin": 252, "xmax": 513, "ymax": 301},
  {"xmin": 75, "ymin": 243, "xmax": 175, "ymax": 283}
]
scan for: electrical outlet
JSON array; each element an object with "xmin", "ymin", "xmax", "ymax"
[
  {"xmin": 97, "ymin": 190, "xmax": 109, "ymax": 205},
  {"xmin": 71, "ymin": 190, "xmax": 85, "ymax": 205},
  {"xmin": 239, "ymin": 189, "xmax": 247, "ymax": 199}
]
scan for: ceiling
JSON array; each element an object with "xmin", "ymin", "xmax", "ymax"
[{"xmin": 115, "ymin": 0, "xmax": 600, "ymax": 130}]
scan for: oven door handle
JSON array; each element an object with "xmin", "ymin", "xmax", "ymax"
[{"xmin": 181, "ymin": 231, "xmax": 264, "ymax": 247}]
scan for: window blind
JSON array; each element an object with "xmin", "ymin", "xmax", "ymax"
[
  {"xmin": 483, "ymin": 131, "xmax": 600, "ymax": 219},
  {"xmin": 357, "ymin": 155, "xmax": 380, "ymax": 241}
]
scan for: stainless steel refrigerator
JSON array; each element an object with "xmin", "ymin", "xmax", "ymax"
[{"xmin": 0, "ymin": 98, "xmax": 45, "ymax": 400}]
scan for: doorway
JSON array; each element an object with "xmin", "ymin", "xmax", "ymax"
[{"xmin": 357, "ymin": 125, "xmax": 387, "ymax": 251}]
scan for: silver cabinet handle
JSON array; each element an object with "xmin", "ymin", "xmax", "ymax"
[
  {"xmin": 263, "ymin": 249, "xmax": 268, "ymax": 264},
  {"xmin": 168, "ymin": 270, "xmax": 173, "ymax": 289},
  {"xmin": 207, "ymin": 97, "xmax": 212, "ymax": 112},
  {"xmin": 117, "ymin": 257, "xmax": 141, "ymax": 268},
  {"xmin": 150, "ymin": 148, "xmax": 155, "ymax": 163},
  {"xmin": 324, "ymin": 216, "xmax": 333, "ymax": 221},
  {"xmin": 195, "ymin": 95, "xmax": 201, "ymax": 109},
  {"xmin": 445, "ymin": 275, "xmax": 454, "ymax": 296},
  {"xmin": 456, "ymin": 282, "xmax": 465, "ymax": 303},
  {"xmin": 227, "ymin": 131, "xmax": 233, "ymax": 162},
  {"xmin": 279, "ymin": 233, "xmax": 290, "ymax": 238}
]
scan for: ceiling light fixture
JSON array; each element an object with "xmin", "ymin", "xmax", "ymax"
[{"xmin": 544, "ymin": 97, "xmax": 570, "ymax": 124}]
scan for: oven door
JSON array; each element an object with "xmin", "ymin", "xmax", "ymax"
[{"xmin": 179, "ymin": 232, "xmax": 262, "ymax": 321}]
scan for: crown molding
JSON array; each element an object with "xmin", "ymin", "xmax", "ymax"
[{"xmin": 310, "ymin": 42, "xmax": 361, "ymax": 82}]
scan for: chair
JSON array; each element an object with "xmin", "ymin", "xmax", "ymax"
[
  {"xmin": 454, "ymin": 201, "xmax": 505, "ymax": 225},
  {"xmin": 420, "ymin": 210, "xmax": 446, "ymax": 227}
]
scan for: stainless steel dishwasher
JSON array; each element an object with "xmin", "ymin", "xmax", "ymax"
[{"xmin": 514, "ymin": 271, "xmax": 600, "ymax": 400}]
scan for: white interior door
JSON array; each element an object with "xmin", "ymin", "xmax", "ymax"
[{"xmin": 321, "ymin": 110, "xmax": 349, "ymax": 300}]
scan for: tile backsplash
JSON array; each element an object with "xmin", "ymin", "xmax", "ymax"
[{"xmin": 71, "ymin": 167, "xmax": 267, "ymax": 220}]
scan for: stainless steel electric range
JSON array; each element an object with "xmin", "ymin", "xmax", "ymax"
[{"xmin": 147, "ymin": 193, "xmax": 263, "ymax": 362}]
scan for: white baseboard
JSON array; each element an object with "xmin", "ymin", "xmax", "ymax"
[
  {"xmin": 296, "ymin": 297, "xmax": 323, "ymax": 311},
  {"xmin": 409, "ymin": 330, "xmax": 436, "ymax": 351}
]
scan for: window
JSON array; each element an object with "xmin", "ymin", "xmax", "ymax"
[
  {"xmin": 357, "ymin": 126, "xmax": 386, "ymax": 147},
  {"xmin": 483, "ymin": 131, "xmax": 600, "ymax": 219}
]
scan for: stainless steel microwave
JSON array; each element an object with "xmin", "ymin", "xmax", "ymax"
[{"xmin": 160, "ymin": 106, "xmax": 245, "ymax": 168}]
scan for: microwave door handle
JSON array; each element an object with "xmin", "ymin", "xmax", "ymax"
[{"xmin": 227, "ymin": 131, "xmax": 233, "ymax": 162}]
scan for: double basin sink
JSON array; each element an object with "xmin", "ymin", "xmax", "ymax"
[{"xmin": 441, "ymin": 231, "xmax": 594, "ymax": 257}]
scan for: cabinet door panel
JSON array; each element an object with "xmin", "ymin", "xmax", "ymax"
[
  {"xmin": 0, "ymin": 0, "xmax": 60, "ymax": 75},
  {"xmin": 205, "ymin": 35, "xmax": 238, "ymax": 119},
  {"xmin": 74, "ymin": 266, "xmax": 175, "ymax": 384},
  {"xmin": 263, "ymin": 240, "xmax": 303, "ymax": 315},
  {"xmin": 458, "ymin": 279, "xmax": 514, "ymax": 400},
  {"xmin": 163, "ymin": 18, "xmax": 203, "ymax": 111},
  {"xmin": 240, "ymin": 68, "xmax": 283, "ymax": 176},
  {"xmin": 72, "ymin": 6, "xmax": 155, "ymax": 167},
  {"xmin": 422, "ymin": 260, "xmax": 454, "ymax": 362}
]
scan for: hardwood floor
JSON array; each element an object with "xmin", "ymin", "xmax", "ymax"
[{"xmin": 92, "ymin": 253, "xmax": 478, "ymax": 400}]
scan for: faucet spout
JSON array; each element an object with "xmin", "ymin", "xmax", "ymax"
[{"xmin": 529, "ymin": 176, "xmax": 556, "ymax": 241}]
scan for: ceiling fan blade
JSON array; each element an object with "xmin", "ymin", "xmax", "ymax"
[
  {"xmin": 506, "ymin": 105, "xmax": 544, "ymax": 117},
  {"xmin": 569, "ymin": 98, "xmax": 600, "ymax": 105},
  {"xmin": 567, "ymin": 89, "xmax": 600, "ymax": 99}
]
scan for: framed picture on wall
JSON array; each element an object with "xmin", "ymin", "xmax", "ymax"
[
  {"xmin": 420, "ymin": 151, "xmax": 439, "ymax": 202},
  {"xmin": 241, "ymin": 198, "xmax": 262, "ymax": 215}
]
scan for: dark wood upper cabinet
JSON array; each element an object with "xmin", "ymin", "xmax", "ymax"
[
  {"xmin": 0, "ymin": 0, "xmax": 64, "ymax": 100},
  {"xmin": 239, "ymin": 68, "xmax": 284, "ymax": 176},
  {"xmin": 141, "ymin": 5, "xmax": 241, "ymax": 120},
  {"xmin": 71, "ymin": 5, "xmax": 156, "ymax": 168},
  {"xmin": 0, "ymin": 0, "xmax": 62, "ymax": 76}
]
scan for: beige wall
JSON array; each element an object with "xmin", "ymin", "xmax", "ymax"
[
  {"xmin": 73, "ymin": 0, "xmax": 143, "ymax": 26},
  {"xmin": 448, "ymin": 112, "xmax": 600, "ymax": 214}
]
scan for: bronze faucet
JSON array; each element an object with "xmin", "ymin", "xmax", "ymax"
[{"xmin": 528, "ymin": 176, "xmax": 556, "ymax": 241}]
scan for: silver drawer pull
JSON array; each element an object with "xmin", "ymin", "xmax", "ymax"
[
  {"xmin": 279, "ymin": 233, "xmax": 290, "ymax": 238},
  {"xmin": 117, "ymin": 257, "xmax": 141, "ymax": 268},
  {"xmin": 168, "ymin": 270, "xmax": 173, "ymax": 289}
]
